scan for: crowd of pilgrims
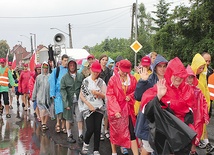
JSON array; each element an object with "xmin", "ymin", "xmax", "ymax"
[{"xmin": 0, "ymin": 52, "xmax": 214, "ymax": 155}]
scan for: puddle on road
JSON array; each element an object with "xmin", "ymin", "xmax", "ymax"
[{"xmin": 0, "ymin": 108, "xmax": 78, "ymax": 155}]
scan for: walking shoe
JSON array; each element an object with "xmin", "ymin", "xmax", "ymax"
[
  {"xmin": 6, "ymin": 114, "xmax": 11, "ymax": 118},
  {"xmin": 17, "ymin": 101, "xmax": 20, "ymax": 107},
  {"xmin": 104, "ymin": 132, "xmax": 110, "ymax": 139},
  {"xmin": 67, "ymin": 134, "xmax": 76, "ymax": 143},
  {"xmin": 189, "ymin": 151, "xmax": 198, "ymax": 155},
  {"xmin": 206, "ymin": 143, "xmax": 214, "ymax": 153},
  {"xmin": 120, "ymin": 147, "xmax": 129, "ymax": 155},
  {"xmin": 100, "ymin": 133, "xmax": 104, "ymax": 141},
  {"xmin": 93, "ymin": 151, "xmax": 100, "ymax": 155},
  {"xmin": 78, "ymin": 134, "xmax": 84, "ymax": 144},
  {"xmin": 0, "ymin": 105, "xmax": 4, "ymax": 116},
  {"xmin": 9, "ymin": 105, "xmax": 13, "ymax": 109},
  {"xmin": 81, "ymin": 142, "xmax": 89, "ymax": 154},
  {"xmin": 198, "ymin": 140, "xmax": 206, "ymax": 149}
]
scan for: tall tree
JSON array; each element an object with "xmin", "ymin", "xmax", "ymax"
[
  {"xmin": 137, "ymin": 3, "xmax": 153, "ymax": 57},
  {"xmin": 152, "ymin": 0, "xmax": 171, "ymax": 31}
]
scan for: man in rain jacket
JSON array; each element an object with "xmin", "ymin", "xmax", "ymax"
[
  {"xmin": 0, "ymin": 58, "xmax": 15, "ymax": 118},
  {"xmin": 48, "ymin": 54, "xmax": 69, "ymax": 133},
  {"xmin": 60, "ymin": 58, "xmax": 84, "ymax": 143}
]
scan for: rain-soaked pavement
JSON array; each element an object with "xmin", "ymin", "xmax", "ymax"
[{"xmin": 0, "ymin": 98, "xmax": 214, "ymax": 155}]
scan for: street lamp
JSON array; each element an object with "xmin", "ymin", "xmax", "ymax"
[
  {"xmin": 20, "ymin": 35, "xmax": 33, "ymax": 53},
  {"xmin": 50, "ymin": 23, "xmax": 73, "ymax": 48},
  {"xmin": 18, "ymin": 41, "xmax": 22, "ymax": 46},
  {"xmin": 30, "ymin": 33, "xmax": 36, "ymax": 54}
]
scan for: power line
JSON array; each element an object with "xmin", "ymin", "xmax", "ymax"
[
  {"xmin": 0, "ymin": 5, "xmax": 131, "ymax": 19},
  {"xmin": 76, "ymin": 9, "xmax": 130, "ymax": 28}
]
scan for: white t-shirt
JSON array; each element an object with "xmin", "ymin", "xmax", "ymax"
[{"xmin": 79, "ymin": 75, "xmax": 106, "ymax": 111}]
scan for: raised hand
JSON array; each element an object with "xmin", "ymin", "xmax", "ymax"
[
  {"xmin": 157, "ymin": 79, "xmax": 167, "ymax": 100},
  {"xmin": 139, "ymin": 67, "xmax": 150, "ymax": 80}
]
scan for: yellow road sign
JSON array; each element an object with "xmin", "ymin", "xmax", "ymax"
[{"xmin": 130, "ymin": 40, "xmax": 142, "ymax": 53}]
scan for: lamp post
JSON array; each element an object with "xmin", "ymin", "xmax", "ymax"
[
  {"xmin": 50, "ymin": 23, "xmax": 73, "ymax": 48},
  {"xmin": 30, "ymin": 33, "xmax": 36, "ymax": 54},
  {"xmin": 18, "ymin": 41, "xmax": 22, "ymax": 46},
  {"xmin": 20, "ymin": 35, "xmax": 33, "ymax": 53}
]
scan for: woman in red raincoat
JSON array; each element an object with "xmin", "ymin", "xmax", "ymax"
[
  {"xmin": 18, "ymin": 63, "xmax": 31, "ymax": 111},
  {"xmin": 106, "ymin": 59, "xmax": 138, "ymax": 155},
  {"xmin": 141, "ymin": 57, "xmax": 196, "ymax": 155}
]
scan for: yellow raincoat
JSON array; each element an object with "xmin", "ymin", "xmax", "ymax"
[
  {"xmin": 191, "ymin": 53, "xmax": 210, "ymax": 110},
  {"xmin": 191, "ymin": 53, "xmax": 210, "ymax": 139}
]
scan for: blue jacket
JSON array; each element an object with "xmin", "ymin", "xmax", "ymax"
[
  {"xmin": 134, "ymin": 54, "xmax": 168, "ymax": 101},
  {"xmin": 48, "ymin": 65, "xmax": 68, "ymax": 114}
]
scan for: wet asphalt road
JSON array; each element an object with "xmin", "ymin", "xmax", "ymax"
[{"xmin": 0, "ymin": 99, "xmax": 214, "ymax": 155}]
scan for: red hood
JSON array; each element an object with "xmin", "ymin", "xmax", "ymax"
[
  {"xmin": 186, "ymin": 65, "xmax": 198, "ymax": 86},
  {"xmin": 164, "ymin": 57, "xmax": 188, "ymax": 88}
]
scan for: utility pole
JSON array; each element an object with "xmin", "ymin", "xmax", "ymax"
[
  {"xmin": 134, "ymin": 0, "xmax": 138, "ymax": 67},
  {"xmin": 68, "ymin": 23, "xmax": 73, "ymax": 48},
  {"xmin": 131, "ymin": 3, "xmax": 135, "ymax": 43},
  {"xmin": 30, "ymin": 35, "xmax": 34, "ymax": 53}
]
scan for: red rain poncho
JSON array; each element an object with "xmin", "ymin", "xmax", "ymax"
[
  {"xmin": 141, "ymin": 57, "xmax": 194, "ymax": 122},
  {"xmin": 106, "ymin": 71, "xmax": 137, "ymax": 148},
  {"xmin": 18, "ymin": 70, "xmax": 31, "ymax": 94},
  {"xmin": 186, "ymin": 65, "xmax": 209, "ymax": 145}
]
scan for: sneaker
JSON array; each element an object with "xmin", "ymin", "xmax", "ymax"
[
  {"xmin": 100, "ymin": 133, "xmax": 104, "ymax": 141},
  {"xmin": 120, "ymin": 147, "xmax": 129, "ymax": 155},
  {"xmin": 93, "ymin": 151, "xmax": 100, "ymax": 155},
  {"xmin": 78, "ymin": 134, "xmax": 84, "ymax": 144},
  {"xmin": 198, "ymin": 140, "xmax": 206, "ymax": 149},
  {"xmin": 67, "ymin": 134, "xmax": 76, "ymax": 143},
  {"xmin": 206, "ymin": 143, "xmax": 214, "ymax": 153},
  {"xmin": 81, "ymin": 142, "xmax": 89, "ymax": 154}
]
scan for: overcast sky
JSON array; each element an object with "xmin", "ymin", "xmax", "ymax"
[{"xmin": 0, "ymin": 0, "xmax": 189, "ymax": 52}]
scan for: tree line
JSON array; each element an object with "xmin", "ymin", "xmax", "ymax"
[{"xmin": 86, "ymin": 0, "xmax": 214, "ymax": 67}]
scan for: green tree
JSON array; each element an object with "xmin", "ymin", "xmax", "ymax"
[
  {"xmin": 152, "ymin": 0, "xmax": 171, "ymax": 31},
  {"xmin": 137, "ymin": 3, "xmax": 153, "ymax": 58},
  {"xmin": 151, "ymin": 0, "xmax": 214, "ymax": 65},
  {"xmin": 0, "ymin": 40, "xmax": 10, "ymax": 59}
]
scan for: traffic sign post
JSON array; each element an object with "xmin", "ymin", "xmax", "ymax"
[{"xmin": 130, "ymin": 40, "xmax": 142, "ymax": 66}]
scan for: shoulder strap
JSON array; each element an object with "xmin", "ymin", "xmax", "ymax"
[{"xmin": 56, "ymin": 66, "xmax": 60, "ymax": 79}]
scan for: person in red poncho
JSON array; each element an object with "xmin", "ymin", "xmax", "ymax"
[
  {"xmin": 186, "ymin": 65, "xmax": 209, "ymax": 155},
  {"xmin": 141, "ymin": 57, "xmax": 196, "ymax": 155},
  {"xmin": 28, "ymin": 64, "xmax": 42, "ymax": 121},
  {"xmin": 106, "ymin": 59, "xmax": 138, "ymax": 155},
  {"xmin": 18, "ymin": 63, "xmax": 31, "ymax": 111}
]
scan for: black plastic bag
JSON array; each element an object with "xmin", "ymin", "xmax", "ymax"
[{"xmin": 144, "ymin": 97, "xmax": 197, "ymax": 155}]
